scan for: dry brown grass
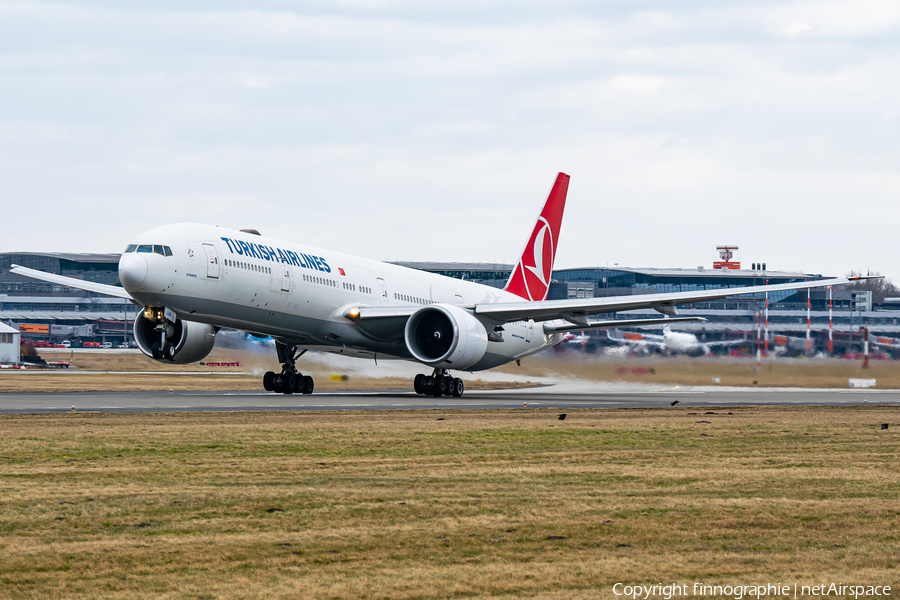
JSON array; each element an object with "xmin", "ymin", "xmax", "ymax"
[
  {"xmin": 33, "ymin": 350, "xmax": 250, "ymax": 372},
  {"xmin": 9, "ymin": 351, "xmax": 900, "ymax": 395},
  {"xmin": 498, "ymin": 352, "xmax": 900, "ymax": 389},
  {"xmin": 2, "ymin": 351, "xmax": 541, "ymax": 393},
  {"xmin": 0, "ymin": 407, "xmax": 898, "ymax": 598}
]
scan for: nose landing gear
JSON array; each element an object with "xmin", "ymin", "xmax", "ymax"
[
  {"xmin": 414, "ymin": 369, "xmax": 464, "ymax": 397},
  {"xmin": 263, "ymin": 343, "xmax": 314, "ymax": 394},
  {"xmin": 149, "ymin": 316, "xmax": 177, "ymax": 361}
]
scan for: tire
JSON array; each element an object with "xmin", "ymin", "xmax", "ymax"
[
  {"xmin": 414, "ymin": 374, "xmax": 426, "ymax": 395},
  {"xmin": 263, "ymin": 371, "xmax": 275, "ymax": 392},
  {"xmin": 273, "ymin": 375, "xmax": 283, "ymax": 394},
  {"xmin": 431, "ymin": 376, "xmax": 444, "ymax": 397},
  {"xmin": 150, "ymin": 341, "xmax": 162, "ymax": 360},
  {"xmin": 452, "ymin": 377, "xmax": 464, "ymax": 397},
  {"xmin": 302, "ymin": 376, "xmax": 314, "ymax": 394},
  {"xmin": 292, "ymin": 373, "xmax": 304, "ymax": 393},
  {"xmin": 163, "ymin": 342, "xmax": 176, "ymax": 361},
  {"xmin": 283, "ymin": 373, "xmax": 296, "ymax": 394}
]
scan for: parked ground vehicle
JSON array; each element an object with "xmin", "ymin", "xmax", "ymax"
[
  {"xmin": 101, "ymin": 342, "xmax": 113, "ymax": 349},
  {"xmin": 60, "ymin": 341, "xmax": 71, "ymax": 348},
  {"xmin": 83, "ymin": 341, "xmax": 101, "ymax": 348}
]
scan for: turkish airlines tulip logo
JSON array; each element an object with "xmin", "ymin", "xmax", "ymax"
[{"xmin": 517, "ymin": 217, "xmax": 554, "ymax": 301}]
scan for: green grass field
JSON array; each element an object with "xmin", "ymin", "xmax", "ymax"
[{"xmin": 1, "ymin": 407, "xmax": 899, "ymax": 599}]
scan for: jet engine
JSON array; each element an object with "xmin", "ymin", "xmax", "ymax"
[
  {"xmin": 404, "ymin": 304, "xmax": 488, "ymax": 370},
  {"xmin": 133, "ymin": 310, "xmax": 216, "ymax": 364}
]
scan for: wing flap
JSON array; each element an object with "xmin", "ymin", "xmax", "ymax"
[{"xmin": 544, "ymin": 316, "xmax": 705, "ymax": 334}]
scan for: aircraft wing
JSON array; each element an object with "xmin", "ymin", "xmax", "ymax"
[
  {"xmin": 10, "ymin": 264, "xmax": 133, "ymax": 300},
  {"xmin": 472, "ymin": 277, "xmax": 865, "ymax": 324},
  {"xmin": 352, "ymin": 276, "xmax": 869, "ymax": 330}
]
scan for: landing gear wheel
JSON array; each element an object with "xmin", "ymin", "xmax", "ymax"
[
  {"xmin": 433, "ymin": 376, "xmax": 446, "ymax": 397},
  {"xmin": 163, "ymin": 342, "xmax": 176, "ymax": 361},
  {"xmin": 451, "ymin": 378, "xmax": 464, "ymax": 397},
  {"xmin": 282, "ymin": 372, "xmax": 296, "ymax": 394},
  {"xmin": 150, "ymin": 341, "xmax": 162, "ymax": 360},
  {"xmin": 414, "ymin": 374, "xmax": 426, "ymax": 395},
  {"xmin": 301, "ymin": 376, "xmax": 314, "ymax": 394},
  {"xmin": 272, "ymin": 375, "xmax": 283, "ymax": 394},
  {"xmin": 263, "ymin": 371, "xmax": 276, "ymax": 392}
]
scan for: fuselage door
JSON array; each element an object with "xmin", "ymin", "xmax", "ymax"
[
  {"xmin": 202, "ymin": 244, "xmax": 219, "ymax": 279},
  {"xmin": 525, "ymin": 320, "xmax": 533, "ymax": 342},
  {"xmin": 377, "ymin": 278, "xmax": 388, "ymax": 306},
  {"xmin": 454, "ymin": 294, "xmax": 463, "ymax": 305},
  {"xmin": 281, "ymin": 264, "xmax": 292, "ymax": 292}
]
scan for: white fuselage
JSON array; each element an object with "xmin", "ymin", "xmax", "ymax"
[{"xmin": 119, "ymin": 223, "xmax": 563, "ymax": 371}]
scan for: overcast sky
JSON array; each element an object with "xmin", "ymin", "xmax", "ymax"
[{"xmin": 2, "ymin": 1, "xmax": 899, "ymax": 279}]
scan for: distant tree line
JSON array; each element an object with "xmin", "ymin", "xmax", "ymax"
[{"xmin": 845, "ymin": 270, "xmax": 900, "ymax": 303}]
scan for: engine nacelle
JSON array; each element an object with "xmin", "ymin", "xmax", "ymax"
[
  {"xmin": 404, "ymin": 304, "xmax": 488, "ymax": 370},
  {"xmin": 134, "ymin": 312, "xmax": 216, "ymax": 364}
]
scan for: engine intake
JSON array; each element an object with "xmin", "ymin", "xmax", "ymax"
[
  {"xmin": 134, "ymin": 311, "xmax": 216, "ymax": 364},
  {"xmin": 404, "ymin": 304, "xmax": 488, "ymax": 370}
]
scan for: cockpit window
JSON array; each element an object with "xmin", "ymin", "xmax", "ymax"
[
  {"xmin": 137, "ymin": 244, "xmax": 153, "ymax": 253},
  {"xmin": 153, "ymin": 245, "xmax": 165, "ymax": 256},
  {"xmin": 124, "ymin": 244, "xmax": 137, "ymax": 253},
  {"xmin": 164, "ymin": 246, "xmax": 173, "ymax": 256}
]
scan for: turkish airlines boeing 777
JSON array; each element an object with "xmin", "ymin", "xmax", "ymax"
[{"xmin": 12, "ymin": 173, "xmax": 864, "ymax": 397}]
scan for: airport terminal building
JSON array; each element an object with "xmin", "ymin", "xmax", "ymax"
[
  {"xmin": 0, "ymin": 253, "xmax": 134, "ymax": 346},
  {"xmin": 1, "ymin": 252, "xmax": 894, "ymax": 354},
  {"xmin": 395, "ymin": 261, "xmax": 894, "ymax": 355}
]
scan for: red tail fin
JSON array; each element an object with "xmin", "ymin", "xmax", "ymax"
[{"xmin": 504, "ymin": 172, "xmax": 569, "ymax": 301}]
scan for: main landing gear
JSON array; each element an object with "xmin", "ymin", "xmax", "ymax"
[
  {"xmin": 413, "ymin": 369, "xmax": 464, "ymax": 397},
  {"xmin": 263, "ymin": 343, "xmax": 314, "ymax": 395}
]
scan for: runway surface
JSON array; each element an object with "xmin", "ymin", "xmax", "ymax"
[{"xmin": 2, "ymin": 384, "xmax": 899, "ymax": 413}]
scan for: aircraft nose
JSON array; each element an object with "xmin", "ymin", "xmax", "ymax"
[{"xmin": 119, "ymin": 253, "xmax": 148, "ymax": 288}]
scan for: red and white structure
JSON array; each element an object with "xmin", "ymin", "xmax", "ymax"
[
  {"xmin": 713, "ymin": 245, "xmax": 741, "ymax": 270},
  {"xmin": 828, "ymin": 286, "xmax": 834, "ymax": 353},
  {"xmin": 806, "ymin": 288, "xmax": 811, "ymax": 352}
]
